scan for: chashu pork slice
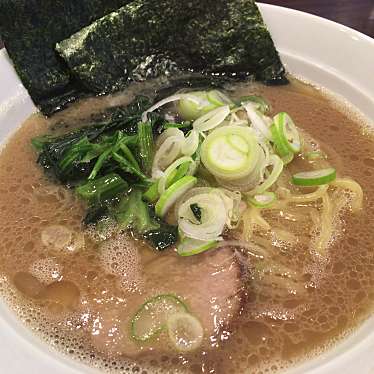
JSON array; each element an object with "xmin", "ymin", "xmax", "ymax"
[{"xmin": 90, "ymin": 247, "xmax": 246, "ymax": 357}]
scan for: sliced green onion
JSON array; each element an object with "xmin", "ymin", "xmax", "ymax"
[
  {"xmin": 237, "ymin": 95, "xmax": 270, "ymax": 114},
  {"xmin": 172, "ymin": 162, "xmax": 191, "ymax": 184},
  {"xmin": 144, "ymin": 168, "xmax": 180, "ymax": 203},
  {"xmin": 142, "ymin": 94, "xmax": 200, "ymax": 123},
  {"xmin": 207, "ymin": 90, "xmax": 234, "ymax": 107},
  {"xmin": 193, "ymin": 105, "xmax": 231, "ymax": 133},
  {"xmin": 272, "ymin": 112, "xmax": 301, "ymax": 154},
  {"xmin": 156, "ymin": 128, "xmax": 185, "ymax": 148},
  {"xmin": 282, "ymin": 151, "xmax": 294, "ymax": 165},
  {"xmin": 144, "ymin": 162, "xmax": 190, "ymax": 203},
  {"xmin": 305, "ymin": 151, "xmax": 326, "ymax": 161},
  {"xmin": 243, "ymin": 102, "xmax": 272, "ymax": 140},
  {"xmin": 178, "ymin": 191, "xmax": 227, "ymax": 241},
  {"xmin": 131, "ymin": 294, "xmax": 188, "ymax": 342},
  {"xmin": 158, "ymin": 156, "xmax": 194, "ymax": 195},
  {"xmin": 271, "ymin": 123, "xmax": 290, "ymax": 158},
  {"xmin": 201, "ymin": 126, "xmax": 260, "ymax": 181},
  {"xmin": 177, "ymin": 237, "xmax": 218, "ymax": 257},
  {"xmin": 248, "ymin": 192, "xmax": 277, "ymax": 208},
  {"xmin": 181, "ymin": 130, "xmax": 200, "ymax": 156},
  {"xmin": 177, "ymin": 92, "xmax": 216, "ymax": 121},
  {"xmin": 166, "ymin": 313, "xmax": 204, "ymax": 352},
  {"xmin": 152, "ymin": 131, "xmax": 185, "ymax": 179},
  {"xmin": 155, "ymin": 176, "xmax": 197, "ymax": 217},
  {"xmin": 252, "ymin": 155, "xmax": 284, "ymax": 194},
  {"xmin": 292, "ymin": 168, "xmax": 337, "ymax": 186},
  {"xmin": 217, "ymin": 189, "xmax": 242, "ymax": 229}
]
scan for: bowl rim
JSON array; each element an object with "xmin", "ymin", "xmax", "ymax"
[{"xmin": 259, "ymin": 2, "xmax": 374, "ymax": 44}]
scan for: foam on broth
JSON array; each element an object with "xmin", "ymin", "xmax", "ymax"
[{"xmin": 0, "ymin": 78, "xmax": 373, "ymax": 373}]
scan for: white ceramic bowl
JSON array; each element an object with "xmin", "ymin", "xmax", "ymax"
[{"xmin": 0, "ymin": 4, "xmax": 374, "ymax": 373}]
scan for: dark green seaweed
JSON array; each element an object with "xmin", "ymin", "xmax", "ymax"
[
  {"xmin": 56, "ymin": 0, "xmax": 287, "ymax": 94},
  {"xmin": 190, "ymin": 203, "xmax": 202, "ymax": 223},
  {"xmin": 143, "ymin": 225, "xmax": 178, "ymax": 251},
  {"xmin": 1, "ymin": 0, "xmax": 287, "ymax": 116},
  {"xmin": 0, "ymin": 0, "xmax": 131, "ymax": 115}
]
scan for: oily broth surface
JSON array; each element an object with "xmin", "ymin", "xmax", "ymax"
[{"xmin": 0, "ymin": 80, "xmax": 373, "ymax": 373}]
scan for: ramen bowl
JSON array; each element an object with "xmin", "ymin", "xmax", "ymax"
[{"xmin": 0, "ymin": 3, "xmax": 373, "ymax": 373}]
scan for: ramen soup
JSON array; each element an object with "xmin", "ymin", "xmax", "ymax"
[{"xmin": 0, "ymin": 78, "xmax": 372, "ymax": 374}]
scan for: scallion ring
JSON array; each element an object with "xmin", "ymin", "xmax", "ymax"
[
  {"xmin": 243, "ymin": 102, "xmax": 272, "ymax": 140},
  {"xmin": 177, "ymin": 91, "xmax": 217, "ymax": 121},
  {"xmin": 200, "ymin": 126, "xmax": 260, "ymax": 181},
  {"xmin": 272, "ymin": 112, "xmax": 301, "ymax": 154},
  {"xmin": 142, "ymin": 94, "xmax": 200, "ymax": 123},
  {"xmin": 248, "ymin": 192, "xmax": 277, "ymax": 208},
  {"xmin": 177, "ymin": 238, "xmax": 218, "ymax": 257},
  {"xmin": 181, "ymin": 130, "xmax": 200, "ymax": 156},
  {"xmin": 156, "ymin": 176, "xmax": 197, "ymax": 217},
  {"xmin": 157, "ymin": 156, "xmax": 194, "ymax": 195},
  {"xmin": 178, "ymin": 192, "xmax": 227, "ymax": 241},
  {"xmin": 305, "ymin": 151, "xmax": 326, "ymax": 161},
  {"xmin": 192, "ymin": 105, "xmax": 231, "ymax": 133},
  {"xmin": 251, "ymin": 155, "xmax": 284, "ymax": 195},
  {"xmin": 207, "ymin": 90, "xmax": 234, "ymax": 107},
  {"xmin": 238, "ymin": 95, "xmax": 270, "ymax": 114},
  {"xmin": 292, "ymin": 168, "xmax": 337, "ymax": 186}
]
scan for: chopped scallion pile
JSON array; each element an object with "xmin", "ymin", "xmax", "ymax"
[{"xmin": 32, "ymin": 90, "xmax": 342, "ymax": 254}]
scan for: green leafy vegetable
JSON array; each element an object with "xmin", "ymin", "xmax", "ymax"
[
  {"xmin": 112, "ymin": 151, "xmax": 149, "ymax": 182},
  {"xmin": 138, "ymin": 122, "xmax": 154, "ymax": 175},
  {"xmin": 76, "ymin": 173, "xmax": 128, "ymax": 205},
  {"xmin": 143, "ymin": 182, "xmax": 161, "ymax": 204},
  {"xmin": 31, "ymin": 135, "xmax": 54, "ymax": 152},
  {"xmin": 32, "ymin": 95, "xmax": 178, "ymax": 250},
  {"xmin": 114, "ymin": 189, "xmax": 178, "ymax": 250},
  {"xmin": 116, "ymin": 189, "xmax": 159, "ymax": 234},
  {"xmin": 83, "ymin": 205, "xmax": 110, "ymax": 226},
  {"xmin": 34, "ymin": 97, "xmax": 154, "ymax": 184}
]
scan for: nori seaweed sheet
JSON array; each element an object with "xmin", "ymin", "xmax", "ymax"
[
  {"xmin": 0, "ymin": 0, "xmax": 131, "ymax": 115},
  {"xmin": 0, "ymin": 0, "xmax": 287, "ymax": 116},
  {"xmin": 56, "ymin": 0, "xmax": 288, "ymax": 94}
]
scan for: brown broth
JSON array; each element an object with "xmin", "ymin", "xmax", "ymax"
[{"xmin": 0, "ymin": 79, "xmax": 373, "ymax": 374}]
